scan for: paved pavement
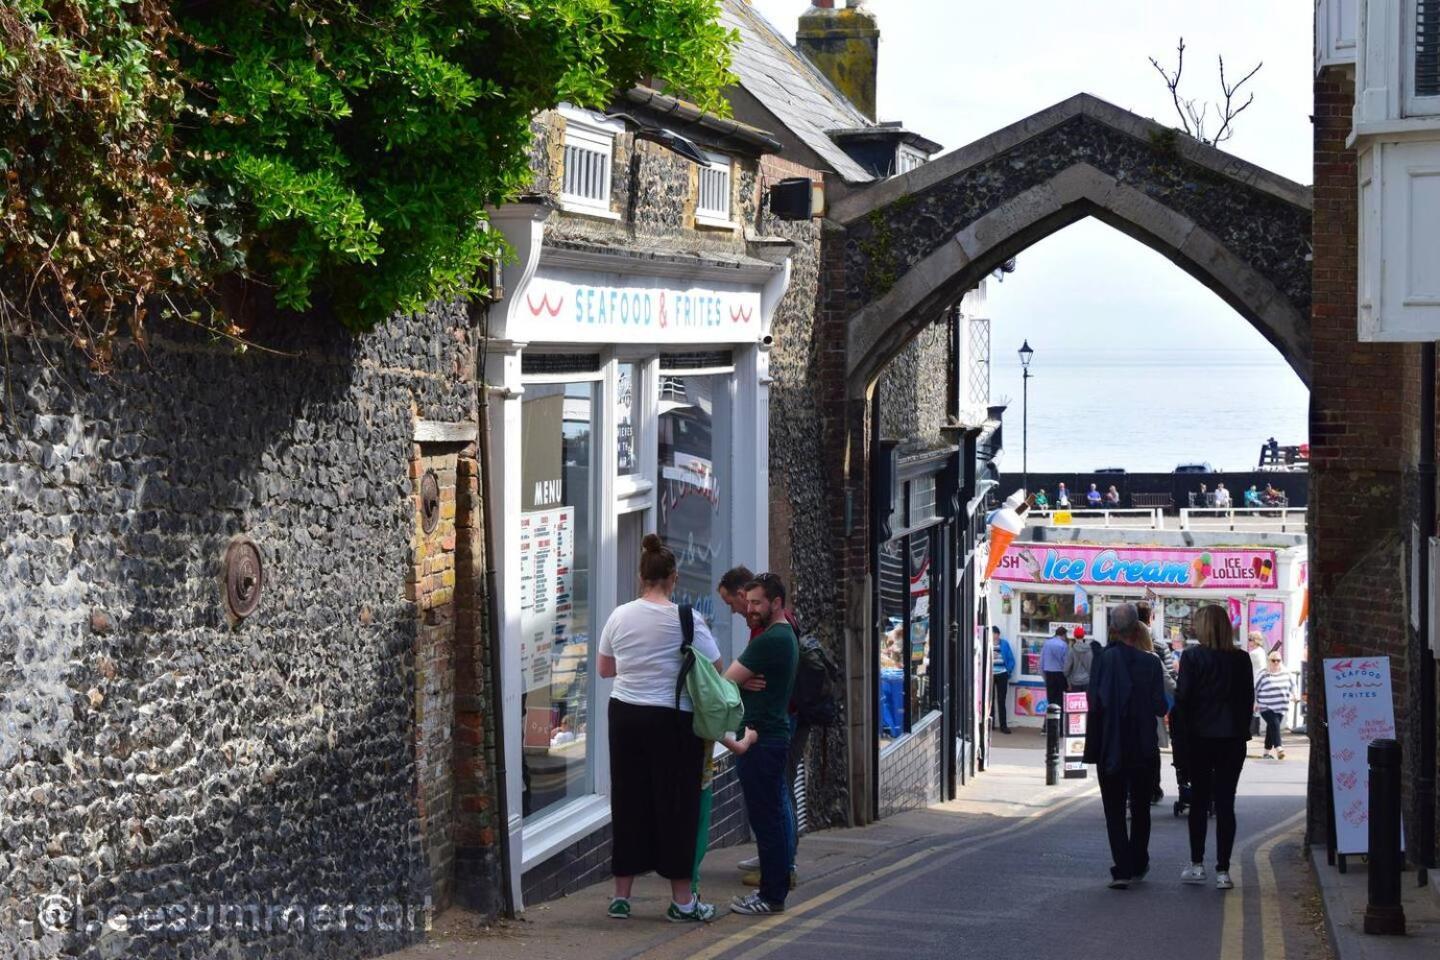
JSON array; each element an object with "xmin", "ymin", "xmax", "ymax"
[
  {"xmin": 1310, "ymin": 848, "xmax": 1440, "ymax": 960},
  {"xmin": 387, "ymin": 729, "xmax": 1332, "ymax": 960}
]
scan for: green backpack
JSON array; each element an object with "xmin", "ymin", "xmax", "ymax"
[{"xmin": 675, "ymin": 605, "xmax": 744, "ymax": 742}]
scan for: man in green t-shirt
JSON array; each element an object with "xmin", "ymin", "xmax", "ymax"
[{"xmin": 723, "ymin": 573, "xmax": 798, "ymax": 915}]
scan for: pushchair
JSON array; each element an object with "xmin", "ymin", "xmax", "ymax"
[
  {"xmin": 1167, "ymin": 704, "xmax": 1215, "ymax": 818},
  {"xmin": 1169, "ymin": 703, "xmax": 1194, "ymax": 818}
]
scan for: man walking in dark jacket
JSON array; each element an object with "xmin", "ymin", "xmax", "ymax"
[{"xmin": 1085, "ymin": 603, "xmax": 1167, "ymax": 889}]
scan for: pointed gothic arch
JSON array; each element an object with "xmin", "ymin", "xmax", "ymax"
[{"xmin": 832, "ymin": 93, "xmax": 1312, "ymax": 396}]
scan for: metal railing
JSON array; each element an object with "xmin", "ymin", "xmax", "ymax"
[
  {"xmin": 1027, "ymin": 506, "xmax": 1309, "ymax": 534},
  {"xmin": 1029, "ymin": 508, "xmax": 1165, "ymax": 530},
  {"xmin": 1177, "ymin": 507, "xmax": 1308, "ymax": 532}
]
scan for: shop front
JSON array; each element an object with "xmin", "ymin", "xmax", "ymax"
[
  {"xmin": 872, "ymin": 445, "xmax": 977, "ymax": 817},
  {"xmin": 488, "ymin": 204, "xmax": 791, "ymax": 908},
  {"xmin": 987, "ymin": 535, "xmax": 1308, "ymax": 727}
]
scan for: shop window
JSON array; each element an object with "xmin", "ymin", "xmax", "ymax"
[
  {"xmin": 658, "ymin": 373, "xmax": 733, "ymax": 660},
  {"xmin": 910, "ymin": 529, "xmax": 940, "ymax": 719},
  {"xmin": 878, "ymin": 522, "xmax": 943, "ymax": 745},
  {"xmin": 1016, "ymin": 590, "xmax": 1083, "ymax": 678},
  {"xmin": 696, "ymin": 151, "xmax": 733, "ymax": 225},
  {"xmin": 558, "ymin": 107, "xmax": 621, "ymax": 216},
  {"xmin": 878, "ymin": 539, "xmax": 906, "ymax": 743},
  {"xmin": 1162, "ymin": 598, "xmax": 1239, "ymax": 653},
  {"xmin": 519, "ymin": 382, "xmax": 595, "ymax": 817}
]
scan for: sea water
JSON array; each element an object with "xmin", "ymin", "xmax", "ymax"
[{"xmin": 990, "ymin": 348, "xmax": 1310, "ymax": 473}]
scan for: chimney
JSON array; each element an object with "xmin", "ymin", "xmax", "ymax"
[{"xmin": 796, "ymin": 1, "xmax": 879, "ymax": 121}]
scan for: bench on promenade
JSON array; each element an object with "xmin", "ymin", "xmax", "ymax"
[{"xmin": 1131, "ymin": 492, "xmax": 1172, "ymax": 509}]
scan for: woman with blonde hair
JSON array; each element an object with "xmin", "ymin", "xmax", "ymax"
[{"xmin": 1174, "ymin": 604, "xmax": 1255, "ymax": 890}]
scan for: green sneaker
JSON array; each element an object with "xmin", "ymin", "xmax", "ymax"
[
  {"xmin": 666, "ymin": 899, "xmax": 716, "ymax": 923},
  {"xmin": 607, "ymin": 897, "xmax": 631, "ymax": 920}
]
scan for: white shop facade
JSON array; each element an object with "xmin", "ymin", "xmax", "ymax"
[
  {"xmin": 986, "ymin": 532, "xmax": 1309, "ymax": 728},
  {"xmin": 488, "ymin": 204, "xmax": 792, "ymax": 908}
]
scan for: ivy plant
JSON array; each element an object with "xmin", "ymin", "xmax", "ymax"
[{"xmin": 0, "ymin": 0, "xmax": 737, "ymax": 361}]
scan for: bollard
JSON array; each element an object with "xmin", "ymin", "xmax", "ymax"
[
  {"xmin": 1045, "ymin": 703, "xmax": 1062, "ymax": 785},
  {"xmin": 1363, "ymin": 738, "xmax": 1406, "ymax": 935}
]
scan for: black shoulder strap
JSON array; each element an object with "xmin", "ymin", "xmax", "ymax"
[
  {"xmin": 675, "ymin": 604, "xmax": 696, "ymax": 709},
  {"xmin": 679, "ymin": 604, "xmax": 695, "ymax": 651}
]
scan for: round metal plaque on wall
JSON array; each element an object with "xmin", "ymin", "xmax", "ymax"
[
  {"xmin": 420, "ymin": 469, "xmax": 441, "ymax": 534},
  {"xmin": 224, "ymin": 538, "xmax": 264, "ymax": 620}
]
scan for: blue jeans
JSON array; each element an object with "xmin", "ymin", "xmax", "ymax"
[
  {"xmin": 784, "ymin": 715, "xmax": 800, "ymax": 867},
  {"xmin": 737, "ymin": 739, "xmax": 791, "ymax": 905}
]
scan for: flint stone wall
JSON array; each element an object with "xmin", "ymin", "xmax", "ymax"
[
  {"xmin": 0, "ymin": 305, "xmax": 491, "ymax": 960},
  {"xmin": 843, "ymin": 113, "xmax": 1312, "ymax": 319}
]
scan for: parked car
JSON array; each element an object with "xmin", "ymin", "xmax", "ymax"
[
  {"xmin": 1094, "ymin": 467, "xmax": 1127, "ymax": 474},
  {"xmin": 1174, "ymin": 462, "xmax": 1214, "ymax": 474}
]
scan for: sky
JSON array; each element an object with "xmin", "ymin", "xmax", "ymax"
[{"xmin": 748, "ymin": 0, "xmax": 1314, "ymax": 452}]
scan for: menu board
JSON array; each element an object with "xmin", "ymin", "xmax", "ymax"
[
  {"xmin": 1063, "ymin": 692, "xmax": 1089, "ymax": 778},
  {"xmin": 1322, "ymin": 657, "xmax": 1400, "ymax": 855},
  {"xmin": 519, "ymin": 507, "xmax": 575, "ymax": 692}
]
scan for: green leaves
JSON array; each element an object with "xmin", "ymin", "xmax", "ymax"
[{"xmin": 3, "ymin": 0, "xmax": 737, "ymax": 348}]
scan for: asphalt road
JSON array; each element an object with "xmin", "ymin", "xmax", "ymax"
[{"xmin": 640, "ymin": 735, "xmax": 1331, "ymax": 960}]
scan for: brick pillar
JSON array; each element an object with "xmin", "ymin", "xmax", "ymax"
[
  {"xmin": 408, "ymin": 445, "xmax": 461, "ymax": 908},
  {"xmin": 1307, "ymin": 66, "xmax": 1413, "ymax": 846},
  {"xmin": 452, "ymin": 446, "xmax": 503, "ymax": 913},
  {"xmin": 817, "ymin": 219, "xmax": 874, "ymax": 825}
]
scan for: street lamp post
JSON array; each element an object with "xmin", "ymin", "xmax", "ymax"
[{"xmin": 1018, "ymin": 340, "xmax": 1034, "ymax": 494}]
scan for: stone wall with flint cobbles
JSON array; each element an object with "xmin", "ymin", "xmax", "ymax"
[{"xmin": 0, "ymin": 304, "xmax": 497, "ymax": 960}]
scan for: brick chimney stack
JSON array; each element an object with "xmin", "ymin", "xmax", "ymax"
[{"xmin": 796, "ymin": 1, "xmax": 879, "ymax": 121}]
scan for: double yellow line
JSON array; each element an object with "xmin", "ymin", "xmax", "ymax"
[
  {"xmin": 1219, "ymin": 809, "xmax": 1307, "ymax": 960},
  {"xmin": 666, "ymin": 796, "xmax": 1304, "ymax": 960}
]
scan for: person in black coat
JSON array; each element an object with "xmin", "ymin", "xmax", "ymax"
[
  {"xmin": 1084, "ymin": 603, "xmax": 1167, "ymax": 889},
  {"xmin": 1174, "ymin": 604, "xmax": 1256, "ymax": 891}
]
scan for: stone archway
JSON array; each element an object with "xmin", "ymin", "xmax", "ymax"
[
  {"xmin": 821, "ymin": 94, "xmax": 1312, "ymax": 826},
  {"xmin": 831, "ymin": 93, "xmax": 1312, "ymax": 396}
]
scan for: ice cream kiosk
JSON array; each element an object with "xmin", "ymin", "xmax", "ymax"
[{"xmin": 987, "ymin": 531, "xmax": 1308, "ymax": 727}]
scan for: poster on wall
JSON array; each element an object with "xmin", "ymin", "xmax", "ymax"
[
  {"xmin": 1014, "ymin": 686, "xmax": 1048, "ymax": 717},
  {"xmin": 1322, "ymin": 657, "xmax": 1401, "ymax": 855},
  {"xmin": 1248, "ymin": 600, "xmax": 1286, "ymax": 657},
  {"xmin": 519, "ymin": 506, "xmax": 575, "ymax": 693}
]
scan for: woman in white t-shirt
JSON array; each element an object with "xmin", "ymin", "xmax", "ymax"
[{"xmin": 597, "ymin": 534, "xmax": 722, "ymax": 923}]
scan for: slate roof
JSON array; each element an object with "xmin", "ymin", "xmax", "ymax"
[{"xmin": 721, "ymin": 0, "xmax": 876, "ymax": 183}]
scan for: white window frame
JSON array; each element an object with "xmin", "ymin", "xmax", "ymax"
[
  {"xmin": 1408, "ymin": 0, "xmax": 1440, "ymax": 115},
  {"xmin": 558, "ymin": 105, "xmax": 623, "ymax": 218},
  {"xmin": 896, "ymin": 145, "xmax": 927, "ymax": 175},
  {"xmin": 695, "ymin": 150, "xmax": 735, "ymax": 228}
]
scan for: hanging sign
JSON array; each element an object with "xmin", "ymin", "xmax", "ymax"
[
  {"xmin": 523, "ymin": 267, "xmax": 762, "ymax": 344},
  {"xmin": 993, "ymin": 544, "xmax": 1278, "ymax": 590},
  {"xmin": 1322, "ymin": 657, "xmax": 1400, "ymax": 855},
  {"xmin": 1248, "ymin": 600, "xmax": 1286, "ymax": 656}
]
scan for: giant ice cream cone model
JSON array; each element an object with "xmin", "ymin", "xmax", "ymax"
[{"xmin": 983, "ymin": 491, "xmax": 1028, "ymax": 582}]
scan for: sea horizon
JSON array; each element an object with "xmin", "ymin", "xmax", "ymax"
[{"xmin": 990, "ymin": 346, "xmax": 1309, "ymax": 474}]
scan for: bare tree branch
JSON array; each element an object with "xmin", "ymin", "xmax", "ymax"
[
  {"xmin": 1149, "ymin": 38, "xmax": 1262, "ymax": 146},
  {"xmin": 1211, "ymin": 54, "xmax": 1263, "ymax": 145},
  {"xmin": 1148, "ymin": 37, "xmax": 1192, "ymax": 137}
]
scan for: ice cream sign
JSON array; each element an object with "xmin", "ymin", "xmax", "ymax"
[{"xmin": 994, "ymin": 544, "xmax": 1278, "ymax": 590}]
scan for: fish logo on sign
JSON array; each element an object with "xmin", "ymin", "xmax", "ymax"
[{"xmin": 526, "ymin": 293, "xmax": 565, "ymax": 317}]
